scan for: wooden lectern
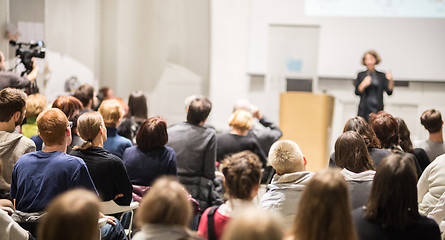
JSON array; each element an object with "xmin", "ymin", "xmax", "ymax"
[{"xmin": 280, "ymin": 92, "xmax": 334, "ymax": 172}]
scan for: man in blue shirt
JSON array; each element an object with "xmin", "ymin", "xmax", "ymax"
[{"xmin": 11, "ymin": 108, "xmax": 97, "ymax": 212}]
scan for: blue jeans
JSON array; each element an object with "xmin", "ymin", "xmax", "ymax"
[{"xmin": 100, "ymin": 218, "xmax": 127, "ymax": 240}]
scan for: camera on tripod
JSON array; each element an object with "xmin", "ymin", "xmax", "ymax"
[{"xmin": 9, "ymin": 40, "xmax": 46, "ymax": 76}]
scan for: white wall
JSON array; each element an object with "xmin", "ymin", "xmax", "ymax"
[
  {"xmin": 247, "ymin": 0, "xmax": 445, "ymax": 81},
  {"xmin": 208, "ymin": 0, "xmax": 252, "ymax": 129}
]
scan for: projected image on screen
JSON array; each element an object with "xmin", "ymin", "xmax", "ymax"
[{"xmin": 305, "ymin": 0, "xmax": 445, "ymax": 18}]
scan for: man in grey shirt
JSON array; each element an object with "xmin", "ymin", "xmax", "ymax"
[
  {"xmin": 415, "ymin": 109, "xmax": 445, "ymax": 162},
  {"xmin": 167, "ymin": 96, "xmax": 217, "ymax": 216}
]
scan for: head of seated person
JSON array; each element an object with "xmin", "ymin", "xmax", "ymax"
[
  {"xmin": 0, "ymin": 88, "xmax": 27, "ymax": 130},
  {"xmin": 365, "ymin": 154, "xmax": 419, "ymax": 230},
  {"xmin": 268, "ymin": 139, "xmax": 307, "ymax": 175},
  {"xmin": 369, "ymin": 111, "xmax": 399, "ymax": 149},
  {"xmin": 221, "ymin": 208, "xmax": 283, "ymax": 240},
  {"xmin": 186, "ymin": 96, "xmax": 212, "ymax": 126},
  {"xmin": 74, "ymin": 83, "xmax": 96, "ymax": 111},
  {"xmin": 344, "ymin": 116, "xmax": 381, "ymax": 149},
  {"xmin": 37, "ymin": 108, "xmax": 71, "ymax": 150},
  {"xmin": 126, "ymin": 91, "xmax": 148, "ymax": 121},
  {"xmin": 25, "ymin": 93, "xmax": 46, "ymax": 120},
  {"xmin": 222, "ymin": 150, "xmax": 262, "ymax": 201},
  {"xmin": 228, "ymin": 109, "xmax": 252, "ymax": 135},
  {"xmin": 136, "ymin": 177, "xmax": 192, "ymax": 228},
  {"xmin": 52, "ymin": 96, "xmax": 83, "ymax": 134},
  {"xmin": 75, "ymin": 112, "xmax": 106, "ymax": 150},
  {"xmin": 335, "ymin": 131, "xmax": 375, "ymax": 173},
  {"xmin": 136, "ymin": 116, "xmax": 168, "ymax": 152},
  {"xmin": 420, "ymin": 109, "xmax": 443, "ymax": 134},
  {"xmin": 291, "ymin": 168, "xmax": 357, "ymax": 240},
  {"xmin": 38, "ymin": 189, "xmax": 100, "ymax": 240},
  {"xmin": 98, "ymin": 99, "xmax": 124, "ymax": 129}
]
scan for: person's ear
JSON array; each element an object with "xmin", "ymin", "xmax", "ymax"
[
  {"xmin": 303, "ymin": 156, "xmax": 307, "ymax": 166},
  {"xmin": 13, "ymin": 111, "xmax": 21, "ymax": 121}
]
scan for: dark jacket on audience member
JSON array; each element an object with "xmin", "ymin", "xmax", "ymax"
[
  {"xmin": 352, "ymin": 207, "xmax": 440, "ymax": 240},
  {"xmin": 123, "ymin": 146, "xmax": 177, "ymax": 186},
  {"xmin": 103, "ymin": 127, "xmax": 132, "ymax": 159},
  {"xmin": 250, "ymin": 116, "xmax": 283, "ymax": 155},
  {"xmin": 167, "ymin": 122, "xmax": 217, "ymax": 212},
  {"xmin": 216, "ymin": 133, "xmax": 267, "ymax": 167},
  {"xmin": 70, "ymin": 147, "xmax": 133, "ymax": 206}
]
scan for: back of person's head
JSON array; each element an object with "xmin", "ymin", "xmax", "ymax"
[
  {"xmin": 0, "ymin": 88, "xmax": 27, "ymax": 123},
  {"xmin": 268, "ymin": 140, "xmax": 305, "ymax": 174},
  {"xmin": 184, "ymin": 94, "xmax": 204, "ymax": 110},
  {"xmin": 38, "ymin": 189, "xmax": 100, "ymax": 240},
  {"xmin": 74, "ymin": 84, "xmax": 95, "ymax": 108},
  {"xmin": 52, "ymin": 96, "xmax": 83, "ymax": 130},
  {"xmin": 228, "ymin": 109, "xmax": 253, "ymax": 131},
  {"xmin": 136, "ymin": 116, "xmax": 168, "ymax": 151},
  {"xmin": 293, "ymin": 168, "xmax": 357, "ymax": 240},
  {"xmin": 98, "ymin": 87, "xmax": 113, "ymax": 100},
  {"xmin": 221, "ymin": 208, "xmax": 283, "ymax": 240},
  {"xmin": 76, "ymin": 112, "xmax": 104, "ymax": 150},
  {"xmin": 186, "ymin": 96, "xmax": 212, "ymax": 125},
  {"xmin": 25, "ymin": 93, "xmax": 46, "ymax": 119},
  {"xmin": 369, "ymin": 111, "xmax": 399, "ymax": 148},
  {"xmin": 233, "ymin": 99, "xmax": 253, "ymax": 113},
  {"xmin": 335, "ymin": 131, "xmax": 374, "ymax": 173},
  {"xmin": 344, "ymin": 116, "xmax": 381, "ymax": 148},
  {"xmin": 420, "ymin": 109, "xmax": 442, "ymax": 133},
  {"xmin": 37, "ymin": 108, "xmax": 69, "ymax": 146},
  {"xmin": 98, "ymin": 99, "xmax": 124, "ymax": 128},
  {"xmin": 365, "ymin": 154, "xmax": 419, "ymax": 230},
  {"xmin": 127, "ymin": 91, "xmax": 148, "ymax": 120},
  {"xmin": 396, "ymin": 117, "xmax": 414, "ymax": 153},
  {"xmin": 136, "ymin": 177, "xmax": 192, "ymax": 227},
  {"xmin": 222, "ymin": 150, "xmax": 262, "ymax": 200}
]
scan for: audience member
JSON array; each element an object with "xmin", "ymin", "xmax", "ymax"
[
  {"xmin": 428, "ymin": 190, "xmax": 445, "ymax": 232},
  {"xmin": 397, "ymin": 117, "xmax": 430, "ymax": 171},
  {"xmin": 133, "ymin": 177, "xmax": 199, "ymax": 240},
  {"xmin": 221, "ymin": 208, "xmax": 283, "ymax": 240},
  {"xmin": 0, "ymin": 160, "xmax": 30, "ymax": 240},
  {"xmin": 418, "ymin": 149, "xmax": 445, "ymax": 215},
  {"xmin": 415, "ymin": 109, "xmax": 445, "ymax": 162},
  {"xmin": 369, "ymin": 111, "xmax": 421, "ymax": 176},
  {"xmin": 21, "ymin": 93, "xmax": 46, "ymax": 138},
  {"xmin": 233, "ymin": 99, "xmax": 282, "ymax": 155},
  {"xmin": 334, "ymin": 131, "xmax": 375, "ymax": 209},
  {"xmin": 38, "ymin": 189, "xmax": 100, "ymax": 240},
  {"xmin": 0, "ymin": 88, "xmax": 35, "ymax": 201},
  {"xmin": 70, "ymin": 112, "xmax": 133, "ymax": 206},
  {"xmin": 289, "ymin": 168, "xmax": 357, "ymax": 240},
  {"xmin": 51, "ymin": 96, "xmax": 84, "ymax": 152},
  {"xmin": 259, "ymin": 140, "xmax": 313, "ymax": 229},
  {"xmin": 197, "ymin": 150, "xmax": 262, "ymax": 240},
  {"xmin": 354, "ymin": 154, "xmax": 440, "ymax": 240},
  {"xmin": 10, "ymin": 108, "xmax": 96, "ymax": 235},
  {"xmin": 74, "ymin": 83, "xmax": 97, "ymax": 113},
  {"xmin": 216, "ymin": 109, "xmax": 267, "ymax": 167},
  {"xmin": 167, "ymin": 96, "xmax": 218, "ymax": 218},
  {"xmin": 118, "ymin": 91, "xmax": 148, "ymax": 144},
  {"xmin": 99, "ymin": 99, "xmax": 132, "ymax": 159},
  {"xmin": 123, "ymin": 116, "xmax": 177, "ymax": 186},
  {"xmin": 329, "ymin": 116, "xmax": 391, "ymax": 167}
]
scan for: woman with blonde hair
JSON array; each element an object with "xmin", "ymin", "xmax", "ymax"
[
  {"xmin": 38, "ymin": 189, "xmax": 100, "ymax": 240},
  {"xmin": 21, "ymin": 93, "xmax": 46, "ymax": 138},
  {"xmin": 290, "ymin": 168, "xmax": 357, "ymax": 240},
  {"xmin": 133, "ymin": 177, "xmax": 198, "ymax": 240},
  {"xmin": 70, "ymin": 112, "xmax": 133, "ymax": 206},
  {"xmin": 216, "ymin": 109, "xmax": 267, "ymax": 167}
]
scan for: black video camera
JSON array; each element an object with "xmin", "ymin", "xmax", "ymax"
[{"xmin": 9, "ymin": 40, "xmax": 46, "ymax": 75}]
